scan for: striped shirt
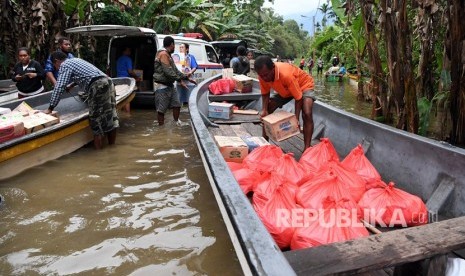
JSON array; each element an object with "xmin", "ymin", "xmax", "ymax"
[{"xmin": 49, "ymin": 58, "xmax": 106, "ymax": 108}]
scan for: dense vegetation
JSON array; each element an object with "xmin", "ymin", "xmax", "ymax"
[{"xmin": 0, "ymin": 0, "xmax": 464, "ymax": 146}]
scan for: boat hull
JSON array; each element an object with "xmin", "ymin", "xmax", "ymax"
[
  {"xmin": 0, "ymin": 77, "xmax": 135, "ymax": 180},
  {"xmin": 190, "ymin": 74, "xmax": 465, "ymax": 275}
]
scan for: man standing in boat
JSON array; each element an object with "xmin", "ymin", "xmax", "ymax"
[
  {"xmin": 44, "ymin": 51, "xmax": 119, "ymax": 150},
  {"xmin": 255, "ymin": 55, "xmax": 315, "ymax": 151}
]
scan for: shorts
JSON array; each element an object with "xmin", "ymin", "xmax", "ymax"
[
  {"xmin": 270, "ymin": 90, "xmax": 316, "ymax": 107},
  {"xmin": 154, "ymin": 86, "xmax": 181, "ymax": 113},
  {"xmin": 87, "ymin": 77, "xmax": 119, "ymax": 135}
]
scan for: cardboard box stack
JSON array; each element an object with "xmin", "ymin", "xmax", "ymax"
[
  {"xmin": 262, "ymin": 110, "xmax": 300, "ymax": 142},
  {"xmin": 214, "ymin": 135, "xmax": 249, "ymax": 163},
  {"xmin": 232, "ymin": 75, "xmax": 253, "ymax": 93},
  {"xmin": 208, "ymin": 102, "xmax": 234, "ymax": 119},
  {"xmin": 0, "ymin": 102, "xmax": 60, "ymax": 143}
]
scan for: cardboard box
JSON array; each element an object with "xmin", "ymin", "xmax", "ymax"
[
  {"xmin": 13, "ymin": 101, "xmax": 33, "ymax": 113},
  {"xmin": 0, "ymin": 107, "xmax": 11, "ymax": 115},
  {"xmin": 0, "ymin": 121, "xmax": 24, "ymax": 143},
  {"xmin": 208, "ymin": 102, "xmax": 233, "ymax": 119},
  {"xmin": 232, "ymin": 75, "xmax": 253, "ymax": 93},
  {"xmin": 262, "ymin": 111, "xmax": 300, "ymax": 142},
  {"xmin": 22, "ymin": 112, "xmax": 59, "ymax": 134},
  {"xmin": 241, "ymin": 136, "xmax": 270, "ymax": 152},
  {"xmin": 222, "ymin": 68, "xmax": 233, "ymax": 79},
  {"xmin": 214, "ymin": 136, "xmax": 248, "ymax": 163}
]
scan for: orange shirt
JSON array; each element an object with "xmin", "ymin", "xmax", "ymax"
[{"xmin": 259, "ymin": 62, "xmax": 314, "ymax": 100}]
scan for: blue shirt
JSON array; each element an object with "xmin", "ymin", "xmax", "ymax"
[
  {"xmin": 116, "ymin": 55, "xmax": 133, "ymax": 77},
  {"xmin": 187, "ymin": 54, "xmax": 198, "ymax": 70},
  {"xmin": 338, "ymin": 66, "xmax": 347, "ymax": 74},
  {"xmin": 44, "ymin": 50, "xmax": 74, "ymax": 78},
  {"xmin": 49, "ymin": 58, "xmax": 106, "ymax": 108}
]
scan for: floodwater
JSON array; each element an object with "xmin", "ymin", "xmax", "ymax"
[{"xmin": 0, "ymin": 77, "xmax": 368, "ymax": 275}]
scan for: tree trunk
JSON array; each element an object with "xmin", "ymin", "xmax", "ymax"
[
  {"xmin": 448, "ymin": 0, "xmax": 465, "ymax": 145},
  {"xmin": 382, "ymin": 0, "xmax": 418, "ymax": 132},
  {"xmin": 359, "ymin": 0, "xmax": 386, "ymax": 120},
  {"xmin": 415, "ymin": 0, "xmax": 438, "ymax": 100}
]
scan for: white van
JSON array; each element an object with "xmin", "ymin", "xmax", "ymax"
[{"xmin": 65, "ymin": 25, "xmax": 222, "ymax": 107}]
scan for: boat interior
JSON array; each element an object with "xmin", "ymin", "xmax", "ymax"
[{"xmin": 190, "ymin": 75, "xmax": 465, "ymax": 275}]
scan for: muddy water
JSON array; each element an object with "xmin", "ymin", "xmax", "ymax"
[
  {"xmin": 0, "ymin": 110, "xmax": 242, "ymax": 275},
  {"xmin": 0, "ymin": 78, "xmax": 368, "ymax": 275}
]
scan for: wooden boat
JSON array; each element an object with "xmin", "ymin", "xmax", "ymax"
[
  {"xmin": 0, "ymin": 77, "xmax": 136, "ymax": 180},
  {"xmin": 325, "ymin": 73, "xmax": 344, "ymax": 82},
  {"xmin": 189, "ymin": 75, "xmax": 465, "ymax": 275}
]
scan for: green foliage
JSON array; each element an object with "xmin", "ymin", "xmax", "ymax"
[
  {"xmin": 417, "ymin": 97, "xmax": 432, "ymax": 136},
  {"xmin": 92, "ymin": 5, "xmax": 133, "ymax": 26}
]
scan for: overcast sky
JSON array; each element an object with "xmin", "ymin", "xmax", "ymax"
[{"xmin": 262, "ymin": 0, "xmax": 321, "ymax": 17}]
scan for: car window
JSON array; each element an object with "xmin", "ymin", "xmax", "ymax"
[
  {"xmin": 188, "ymin": 44, "xmax": 203, "ymax": 63},
  {"xmin": 205, "ymin": 45, "xmax": 219, "ymax": 63}
]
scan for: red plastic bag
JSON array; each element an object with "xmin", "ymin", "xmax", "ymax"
[
  {"xmin": 320, "ymin": 161, "xmax": 367, "ymax": 202},
  {"xmin": 273, "ymin": 153, "xmax": 311, "ymax": 186},
  {"xmin": 358, "ymin": 181, "xmax": 428, "ymax": 227},
  {"xmin": 208, "ymin": 79, "xmax": 235, "ymax": 95},
  {"xmin": 232, "ymin": 167, "xmax": 262, "ymax": 194},
  {"xmin": 341, "ymin": 144, "xmax": 381, "ymax": 184},
  {"xmin": 296, "ymin": 168, "xmax": 359, "ymax": 211},
  {"xmin": 253, "ymin": 173, "xmax": 297, "ymax": 210},
  {"xmin": 299, "ymin": 138, "xmax": 339, "ymax": 172},
  {"xmin": 291, "ymin": 197, "xmax": 369, "ymax": 250},
  {"xmin": 254, "ymin": 179, "xmax": 299, "ymax": 249},
  {"xmin": 243, "ymin": 145, "xmax": 283, "ymax": 174},
  {"xmin": 227, "ymin": 161, "xmax": 243, "ymax": 171}
]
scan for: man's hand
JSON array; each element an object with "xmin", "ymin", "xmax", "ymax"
[
  {"xmin": 43, "ymin": 109, "xmax": 52, "ymax": 114},
  {"xmin": 260, "ymin": 109, "xmax": 268, "ymax": 118},
  {"xmin": 187, "ymin": 78, "xmax": 197, "ymax": 85},
  {"xmin": 24, "ymin": 73, "xmax": 37, "ymax": 78}
]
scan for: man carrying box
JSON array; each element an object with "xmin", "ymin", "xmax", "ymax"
[{"xmin": 255, "ymin": 55, "xmax": 315, "ymax": 151}]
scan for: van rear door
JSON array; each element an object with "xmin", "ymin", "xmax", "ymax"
[{"xmin": 65, "ymin": 25, "xmax": 158, "ymax": 107}]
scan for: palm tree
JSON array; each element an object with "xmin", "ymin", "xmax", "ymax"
[{"xmin": 318, "ymin": 3, "xmax": 331, "ymax": 27}]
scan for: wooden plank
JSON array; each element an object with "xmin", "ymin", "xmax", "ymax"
[
  {"xmin": 214, "ymin": 119, "xmax": 262, "ymax": 124},
  {"xmin": 426, "ymin": 177, "xmax": 455, "ymax": 215},
  {"xmin": 284, "ymin": 216, "xmax": 465, "ymax": 275},
  {"xmin": 230, "ymin": 124, "xmax": 254, "ymax": 137},
  {"xmin": 242, "ymin": 123, "xmax": 263, "ymax": 137},
  {"xmin": 233, "ymin": 109, "xmax": 259, "ymax": 115}
]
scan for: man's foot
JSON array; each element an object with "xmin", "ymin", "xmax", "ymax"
[{"xmin": 175, "ymin": 119, "xmax": 189, "ymax": 127}]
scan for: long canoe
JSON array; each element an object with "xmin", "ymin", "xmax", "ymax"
[
  {"xmin": 189, "ymin": 75, "xmax": 465, "ymax": 275},
  {"xmin": 0, "ymin": 77, "xmax": 136, "ymax": 180}
]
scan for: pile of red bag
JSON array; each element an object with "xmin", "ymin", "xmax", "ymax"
[{"xmin": 227, "ymin": 138, "xmax": 428, "ymax": 250}]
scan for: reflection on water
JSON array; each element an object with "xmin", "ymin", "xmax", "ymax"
[{"xmin": 0, "ymin": 110, "xmax": 241, "ymax": 275}]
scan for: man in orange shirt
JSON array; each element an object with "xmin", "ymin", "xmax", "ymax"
[{"xmin": 255, "ymin": 55, "xmax": 315, "ymax": 150}]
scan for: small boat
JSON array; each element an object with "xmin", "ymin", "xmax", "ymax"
[
  {"xmin": 325, "ymin": 73, "xmax": 344, "ymax": 82},
  {"xmin": 189, "ymin": 75, "xmax": 465, "ymax": 275},
  {"xmin": 0, "ymin": 77, "xmax": 136, "ymax": 180},
  {"xmin": 0, "ymin": 79, "xmax": 19, "ymax": 104}
]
